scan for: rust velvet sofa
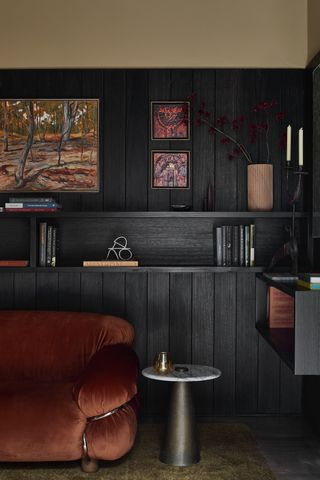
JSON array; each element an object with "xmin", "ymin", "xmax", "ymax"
[{"xmin": 0, "ymin": 310, "xmax": 139, "ymax": 472}]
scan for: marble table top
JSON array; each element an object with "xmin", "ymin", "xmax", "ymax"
[{"xmin": 142, "ymin": 364, "xmax": 221, "ymax": 382}]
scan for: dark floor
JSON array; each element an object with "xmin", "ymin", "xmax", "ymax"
[{"xmin": 215, "ymin": 416, "xmax": 320, "ymax": 480}]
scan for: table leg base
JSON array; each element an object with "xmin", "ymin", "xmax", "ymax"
[{"xmin": 160, "ymin": 382, "xmax": 199, "ymax": 466}]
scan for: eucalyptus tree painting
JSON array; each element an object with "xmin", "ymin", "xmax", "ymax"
[{"xmin": 0, "ymin": 99, "xmax": 99, "ymax": 192}]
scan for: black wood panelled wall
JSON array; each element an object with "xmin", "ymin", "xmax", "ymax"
[
  {"xmin": 0, "ymin": 271, "xmax": 302, "ymax": 416},
  {"xmin": 0, "ymin": 69, "xmax": 304, "ymax": 416},
  {"xmin": 0, "ymin": 69, "xmax": 305, "ymax": 211}
]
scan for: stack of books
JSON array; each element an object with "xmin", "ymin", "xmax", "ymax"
[
  {"xmin": 215, "ymin": 224, "xmax": 255, "ymax": 267},
  {"xmin": 297, "ymin": 273, "xmax": 320, "ymax": 290},
  {"xmin": 5, "ymin": 197, "xmax": 61, "ymax": 212},
  {"xmin": 0, "ymin": 260, "xmax": 29, "ymax": 267},
  {"xmin": 39, "ymin": 222, "xmax": 57, "ymax": 267}
]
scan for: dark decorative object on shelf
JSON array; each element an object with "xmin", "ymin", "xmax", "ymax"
[
  {"xmin": 203, "ymin": 183, "xmax": 214, "ymax": 211},
  {"xmin": 170, "ymin": 204, "xmax": 192, "ymax": 211},
  {"xmin": 267, "ymin": 165, "xmax": 308, "ymax": 274}
]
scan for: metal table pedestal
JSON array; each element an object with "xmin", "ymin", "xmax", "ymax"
[
  {"xmin": 142, "ymin": 364, "xmax": 221, "ymax": 467},
  {"xmin": 160, "ymin": 382, "xmax": 199, "ymax": 466}
]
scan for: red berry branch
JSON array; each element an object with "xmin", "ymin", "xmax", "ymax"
[{"xmin": 188, "ymin": 93, "xmax": 286, "ymax": 165}]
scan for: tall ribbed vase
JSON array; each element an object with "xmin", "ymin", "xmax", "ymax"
[{"xmin": 247, "ymin": 164, "xmax": 273, "ymax": 211}]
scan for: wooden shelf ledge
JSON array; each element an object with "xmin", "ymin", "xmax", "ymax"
[
  {"xmin": 0, "ymin": 266, "xmax": 265, "ymax": 273},
  {"xmin": 0, "ymin": 211, "xmax": 309, "ymax": 219}
]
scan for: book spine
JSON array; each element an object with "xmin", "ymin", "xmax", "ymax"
[
  {"xmin": 46, "ymin": 226, "xmax": 53, "ymax": 267},
  {"xmin": 216, "ymin": 227, "xmax": 223, "ymax": 266},
  {"xmin": 5, "ymin": 208, "xmax": 58, "ymax": 212},
  {"xmin": 0, "ymin": 260, "xmax": 29, "ymax": 267},
  {"xmin": 244, "ymin": 225, "xmax": 250, "ymax": 267},
  {"xmin": 5, "ymin": 202, "xmax": 59, "ymax": 208},
  {"xmin": 239, "ymin": 225, "xmax": 245, "ymax": 266},
  {"xmin": 39, "ymin": 222, "xmax": 47, "ymax": 267},
  {"xmin": 83, "ymin": 261, "xmax": 139, "ymax": 267},
  {"xmin": 226, "ymin": 225, "xmax": 232, "ymax": 266},
  {"xmin": 222, "ymin": 226, "xmax": 227, "ymax": 267},
  {"xmin": 232, "ymin": 225, "xmax": 239, "ymax": 266},
  {"xmin": 249, "ymin": 224, "xmax": 255, "ymax": 267},
  {"xmin": 51, "ymin": 228, "xmax": 57, "ymax": 267},
  {"xmin": 297, "ymin": 279, "xmax": 320, "ymax": 289},
  {"xmin": 9, "ymin": 197, "xmax": 55, "ymax": 203},
  {"xmin": 299, "ymin": 274, "xmax": 320, "ymax": 284}
]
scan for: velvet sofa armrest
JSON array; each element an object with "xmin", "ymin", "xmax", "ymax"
[{"xmin": 73, "ymin": 344, "xmax": 139, "ymax": 418}]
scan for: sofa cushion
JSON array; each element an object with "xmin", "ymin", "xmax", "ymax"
[
  {"xmin": 0, "ymin": 310, "xmax": 134, "ymax": 381},
  {"xmin": 0, "ymin": 382, "xmax": 86, "ymax": 461}
]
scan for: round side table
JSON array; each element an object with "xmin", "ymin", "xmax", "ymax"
[{"xmin": 142, "ymin": 364, "xmax": 221, "ymax": 466}]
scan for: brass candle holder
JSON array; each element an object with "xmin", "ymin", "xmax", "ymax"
[{"xmin": 153, "ymin": 352, "xmax": 173, "ymax": 374}]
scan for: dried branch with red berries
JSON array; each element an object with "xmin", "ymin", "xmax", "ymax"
[{"xmin": 188, "ymin": 93, "xmax": 286, "ymax": 165}]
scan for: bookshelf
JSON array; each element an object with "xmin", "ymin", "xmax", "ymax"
[{"xmin": 0, "ymin": 211, "xmax": 309, "ymax": 271}]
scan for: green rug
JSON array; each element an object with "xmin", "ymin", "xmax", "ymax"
[{"xmin": 0, "ymin": 424, "xmax": 275, "ymax": 479}]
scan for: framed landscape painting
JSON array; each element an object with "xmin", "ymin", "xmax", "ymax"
[
  {"xmin": 151, "ymin": 101, "xmax": 190, "ymax": 140},
  {"xmin": 0, "ymin": 99, "xmax": 99, "ymax": 192},
  {"xmin": 151, "ymin": 151, "xmax": 190, "ymax": 189}
]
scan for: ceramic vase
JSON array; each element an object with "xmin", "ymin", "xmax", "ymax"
[{"xmin": 247, "ymin": 163, "xmax": 273, "ymax": 211}]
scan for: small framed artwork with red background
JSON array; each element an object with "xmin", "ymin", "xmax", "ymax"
[
  {"xmin": 151, "ymin": 151, "xmax": 190, "ymax": 189},
  {"xmin": 151, "ymin": 101, "xmax": 190, "ymax": 140}
]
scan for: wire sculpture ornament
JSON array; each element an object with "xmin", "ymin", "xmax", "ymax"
[{"xmin": 106, "ymin": 236, "xmax": 133, "ymax": 261}]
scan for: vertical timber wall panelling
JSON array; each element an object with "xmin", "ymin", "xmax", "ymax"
[
  {"xmin": 214, "ymin": 273, "xmax": 236, "ymax": 414},
  {"xmin": 0, "ymin": 68, "xmax": 304, "ymax": 417},
  {"xmin": 2, "ymin": 271, "xmax": 302, "ymax": 417},
  {"xmin": 0, "ymin": 69, "xmax": 304, "ymax": 211},
  {"xmin": 236, "ymin": 273, "xmax": 258, "ymax": 413}
]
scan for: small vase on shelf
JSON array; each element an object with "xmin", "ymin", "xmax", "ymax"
[{"xmin": 247, "ymin": 163, "xmax": 273, "ymax": 212}]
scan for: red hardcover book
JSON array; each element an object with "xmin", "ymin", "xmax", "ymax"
[
  {"xmin": 268, "ymin": 287, "xmax": 294, "ymax": 328},
  {"xmin": 0, "ymin": 260, "xmax": 29, "ymax": 267},
  {"xmin": 5, "ymin": 208, "xmax": 58, "ymax": 212}
]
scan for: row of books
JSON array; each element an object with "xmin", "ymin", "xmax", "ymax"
[
  {"xmin": 5, "ymin": 197, "xmax": 61, "ymax": 212},
  {"xmin": 39, "ymin": 223, "xmax": 57, "ymax": 267},
  {"xmin": 215, "ymin": 224, "xmax": 255, "ymax": 267}
]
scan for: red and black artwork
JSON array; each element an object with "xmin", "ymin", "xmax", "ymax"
[
  {"xmin": 151, "ymin": 151, "xmax": 190, "ymax": 189},
  {"xmin": 151, "ymin": 101, "xmax": 190, "ymax": 140}
]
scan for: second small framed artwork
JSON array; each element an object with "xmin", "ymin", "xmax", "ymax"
[
  {"xmin": 151, "ymin": 151, "xmax": 190, "ymax": 189},
  {"xmin": 151, "ymin": 101, "xmax": 190, "ymax": 140}
]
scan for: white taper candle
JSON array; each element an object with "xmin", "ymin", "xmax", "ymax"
[
  {"xmin": 286, "ymin": 125, "xmax": 291, "ymax": 162},
  {"xmin": 298, "ymin": 128, "xmax": 303, "ymax": 166}
]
